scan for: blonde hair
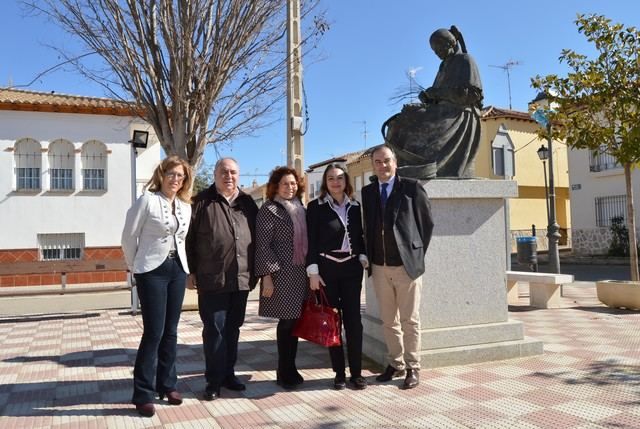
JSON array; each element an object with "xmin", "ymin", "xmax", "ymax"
[{"xmin": 144, "ymin": 156, "xmax": 194, "ymax": 203}]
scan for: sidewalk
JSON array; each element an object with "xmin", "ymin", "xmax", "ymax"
[{"xmin": 1, "ymin": 283, "xmax": 639, "ymax": 428}]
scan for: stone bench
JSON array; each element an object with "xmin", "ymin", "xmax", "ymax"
[{"xmin": 506, "ymin": 271, "xmax": 574, "ymax": 308}]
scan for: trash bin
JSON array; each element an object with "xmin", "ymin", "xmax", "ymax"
[{"xmin": 516, "ymin": 236, "xmax": 537, "ymax": 270}]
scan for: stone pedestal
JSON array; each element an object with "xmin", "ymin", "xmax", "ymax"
[{"xmin": 362, "ymin": 179, "xmax": 543, "ymax": 368}]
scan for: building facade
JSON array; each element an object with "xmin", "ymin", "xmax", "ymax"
[
  {"xmin": 476, "ymin": 107, "xmax": 571, "ymax": 252},
  {"xmin": 567, "ymin": 146, "xmax": 634, "ymax": 255},
  {"xmin": 0, "ymin": 88, "xmax": 160, "ymax": 288}
]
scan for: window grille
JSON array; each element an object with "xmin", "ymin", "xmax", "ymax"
[
  {"xmin": 38, "ymin": 233, "xmax": 84, "ymax": 261},
  {"xmin": 17, "ymin": 167, "xmax": 41, "ymax": 190},
  {"xmin": 81, "ymin": 140, "xmax": 107, "ymax": 190},
  {"xmin": 49, "ymin": 139, "xmax": 75, "ymax": 190},
  {"xmin": 15, "ymin": 138, "xmax": 42, "ymax": 190},
  {"xmin": 595, "ymin": 195, "xmax": 626, "ymax": 227},
  {"xmin": 589, "ymin": 147, "xmax": 620, "ymax": 172},
  {"xmin": 83, "ymin": 168, "xmax": 105, "ymax": 190},
  {"xmin": 50, "ymin": 169, "xmax": 73, "ymax": 190}
]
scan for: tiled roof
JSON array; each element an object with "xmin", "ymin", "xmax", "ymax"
[
  {"xmin": 0, "ymin": 87, "xmax": 139, "ymax": 116},
  {"xmin": 481, "ymin": 105, "xmax": 534, "ymax": 122},
  {"xmin": 306, "ymin": 149, "xmax": 367, "ymax": 170}
]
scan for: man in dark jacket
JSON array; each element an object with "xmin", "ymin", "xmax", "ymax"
[
  {"xmin": 186, "ymin": 158, "xmax": 258, "ymax": 400},
  {"xmin": 361, "ymin": 145, "xmax": 434, "ymax": 389}
]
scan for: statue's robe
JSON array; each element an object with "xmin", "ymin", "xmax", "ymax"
[{"xmin": 386, "ymin": 52, "xmax": 483, "ymax": 178}]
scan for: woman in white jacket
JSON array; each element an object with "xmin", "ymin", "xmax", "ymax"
[{"xmin": 121, "ymin": 156, "xmax": 193, "ymax": 417}]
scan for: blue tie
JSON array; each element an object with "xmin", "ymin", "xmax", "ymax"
[{"xmin": 380, "ymin": 182, "xmax": 389, "ymax": 208}]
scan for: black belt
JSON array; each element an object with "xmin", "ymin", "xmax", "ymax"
[{"xmin": 167, "ymin": 250, "xmax": 177, "ymax": 258}]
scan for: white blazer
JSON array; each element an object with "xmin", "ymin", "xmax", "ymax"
[{"xmin": 121, "ymin": 192, "xmax": 192, "ymax": 274}]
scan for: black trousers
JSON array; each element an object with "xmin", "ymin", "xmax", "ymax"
[
  {"xmin": 319, "ymin": 257, "xmax": 364, "ymax": 378},
  {"xmin": 198, "ymin": 290, "xmax": 249, "ymax": 390}
]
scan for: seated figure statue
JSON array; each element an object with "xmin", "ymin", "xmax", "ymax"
[{"xmin": 382, "ymin": 26, "xmax": 483, "ymax": 179}]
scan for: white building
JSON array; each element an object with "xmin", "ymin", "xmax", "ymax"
[
  {"xmin": 305, "ymin": 150, "xmax": 366, "ymax": 201},
  {"xmin": 0, "ymin": 88, "xmax": 160, "ymax": 287},
  {"xmin": 568, "ymin": 146, "xmax": 633, "ymax": 255}
]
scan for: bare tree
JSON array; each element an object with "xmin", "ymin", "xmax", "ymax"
[{"xmin": 24, "ymin": 0, "xmax": 327, "ymax": 166}]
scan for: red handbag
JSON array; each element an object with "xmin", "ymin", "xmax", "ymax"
[{"xmin": 293, "ymin": 288, "xmax": 342, "ymax": 347}]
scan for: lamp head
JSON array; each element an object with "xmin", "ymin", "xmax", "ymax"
[
  {"xmin": 129, "ymin": 130, "xmax": 149, "ymax": 149},
  {"xmin": 537, "ymin": 144, "xmax": 549, "ymax": 161}
]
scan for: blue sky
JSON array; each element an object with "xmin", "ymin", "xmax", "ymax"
[{"xmin": 1, "ymin": 1, "xmax": 638, "ymax": 186}]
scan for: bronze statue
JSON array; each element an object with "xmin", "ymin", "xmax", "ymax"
[{"xmin": 382, "ymin": 26, "xmax": 483, "ymax": 179}]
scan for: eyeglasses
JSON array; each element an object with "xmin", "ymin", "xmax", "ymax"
[{"xmin": 164, "ymin": 172, "xmax": 185, "ymax": 180}]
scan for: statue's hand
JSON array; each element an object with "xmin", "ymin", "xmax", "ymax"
[{"xmin": 419, "ymin": 88, "xmax": 437, "ymax": 104}]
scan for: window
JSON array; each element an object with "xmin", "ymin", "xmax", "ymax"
[
  {"xmin": 48, "ymin": 139, "xmax": 75, "ymax": 190},
  {"xmin": 355, "ymin": 175, "xmax": 363, "ymax": 192},
  {"xmin": 595, "ymin": 195, "xmax": 626, "ymax": 227},
  {"xmin": 81, "ymin": 140, "xmax": 107, "ymax": 190},
  {"xmin": 491, "ymin": 125, "xmax": 515, "ymax": 177},
  {"xmin": 38, "ymin": 233, "xmax": 84, "ymax": 261},
  {"xmin": 589, "ymin": 146, "xmax": 620, "ymax": 172},
  {"xmin": 14, "ymin": 138, "xmax": 42, "ymax": 190},
  {"xmin": 309, "ymin": 183, "xmax": 315, "ymax": 198}
]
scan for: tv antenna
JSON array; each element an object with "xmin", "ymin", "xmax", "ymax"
[
  {"xmin": 353, "ymin": 120, "xmax": 368, "ymax": 148},
  {"xmin": 406, "ymin": 66, "xmax": 423, "ymax": 102},
  {"xmin": 490, "ymin": 60, "xmax": 522, "ymax": 109}
]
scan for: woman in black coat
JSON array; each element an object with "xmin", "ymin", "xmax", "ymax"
[{"xmin": 306, "ymin": 163, "xmax": 368, "ymax": 390}]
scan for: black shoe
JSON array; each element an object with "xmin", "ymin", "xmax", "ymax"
[
  {"xmin": 276, "ymin": 370, "xmax": 303, "ymax": 389},
  {"xmin": 402, "ymin": 368, "xmax": 419, "ymax": 389},
  {"xmin": 203, "ymin": 386, "xmax": 220, "ymax": 401},
  {"xmin": 350, "ymin": 376, "xmax": 368, "ymax": 390},
  {"xmin": 292, "ymin": 370, "xmax": 304, "ymax": 385},
  {"xmin": 223, "ymin": 375, "xmax": 246, "ymax": 391},
  {"xmin": 376, "ymin": 365, "xmax": 406, "ymax": 382},
  {"xmin": 333, "ymin": 375, "xmax": 346, "ymax": 390}
]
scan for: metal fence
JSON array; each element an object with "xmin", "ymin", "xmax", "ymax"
[{"xmin": 595, "ymin": 195, "xmax": 626, "ymax": 227}]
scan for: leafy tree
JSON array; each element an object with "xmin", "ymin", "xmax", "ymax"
[
  {"xmin": 193, "ymin": 162, "xmax": 214, "ymax": 195},
  {"xmin": 24, "ymin": 0, "xmax": 327, "ymax": 167},
  {"xmin": 532, "ymin": 14, "xmax": 640, "ymax": 280}
]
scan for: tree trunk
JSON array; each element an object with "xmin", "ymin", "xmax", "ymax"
[{"xmin": 624, "ymin": 162, "xmax": 639, "ymax": 281}]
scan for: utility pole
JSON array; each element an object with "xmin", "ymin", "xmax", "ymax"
[
  {"xmin": 490, "ymin": 60, "xmax": 521, "ymax": 110},
  {"xmin": 286, "ymin": 0, "xmax": 304, "ymax": 176}
]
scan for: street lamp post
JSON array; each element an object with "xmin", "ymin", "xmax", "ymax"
[
  {"xmin": 127, "ymin": 130, "xmax": 149, "ymax": 315},
  {"xmin": 544, "ymin": 122, "xmax": 562, "ymax": 274},
  {"xmin": 537, "ymin": 144, "xmax": 550, "ymax": 223},
  {"xmin": 532, "ymin": 97, "xmax": 561, "ymax": 274}
]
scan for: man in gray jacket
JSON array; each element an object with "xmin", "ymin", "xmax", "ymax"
[
  {"xmin": 361, "ymin": 145, "xmax": 434, "ymax": 389},
  {"xmin": 186, "ymin": 158, "xmax": 258, "ymax": 400}
]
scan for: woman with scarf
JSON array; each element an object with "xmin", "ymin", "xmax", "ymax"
[{"xmin": 255, "ymin": 166, "xmax": 308, "ymax": 390}]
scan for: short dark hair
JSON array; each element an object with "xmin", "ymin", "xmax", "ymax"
[
  {"xmin": 371, "ymin": 144, "xmax": 396, "ymax": 160},
  {"xmin": 319, "ymin": 163, "xmax": 354, "ymax": 199},
  {"xmin": 266, "ymin": 166, "xmax": 305, "ymax": 200}
]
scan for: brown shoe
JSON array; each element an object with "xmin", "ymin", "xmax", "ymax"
[
  {"xmin": 135, "ymin": 402, "xmax": 155, "ymax": 417},
  {"xmin": 375, "ymin": 365, "xmax": 406, "ymax": 382},
  {"xmin": 160, "ymin": 390, "xmax": 183, "ymax": 405},
  {"xmin": 402, "ymin": 368, "xmax": 419, "ymax": 389}
]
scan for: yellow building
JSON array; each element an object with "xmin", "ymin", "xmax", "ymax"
[
  {"xmin": 477, "ymin": 106, "xmax": 571, "ymax": 250},
  {"xmin": 346, "ymin": 106, "xmax": 571, "ymax": 251}
]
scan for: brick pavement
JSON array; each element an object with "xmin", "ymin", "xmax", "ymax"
[{"xmin": 0, "ymin": 283, "xmax": 639, "ymax": 428}]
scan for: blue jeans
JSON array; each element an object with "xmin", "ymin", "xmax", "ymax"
[
  {"xmin": 198, "ymin": 290, "xmax": 249, "ymax": 390},
  {"xmin": 132, "ymin": 257, "xmax": 186, "ymax": 405}
]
